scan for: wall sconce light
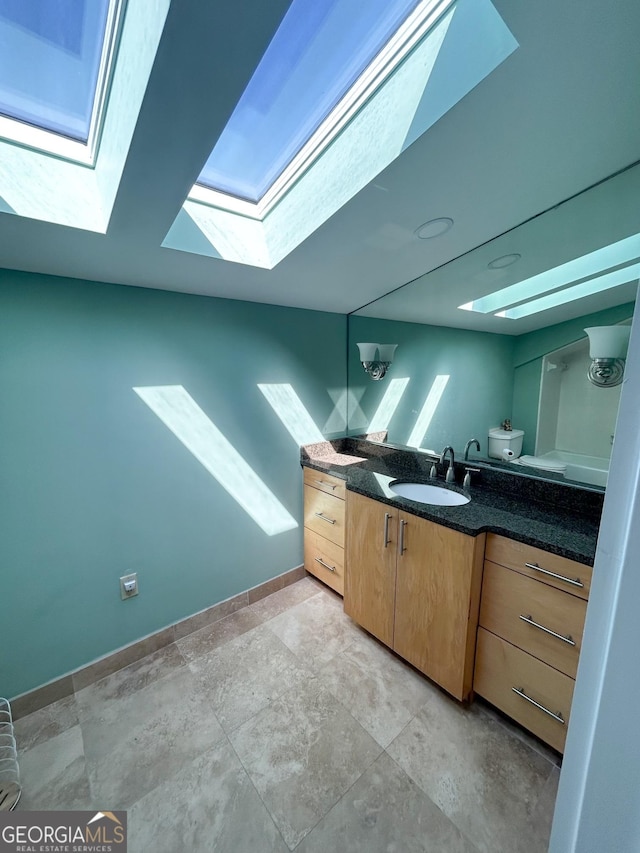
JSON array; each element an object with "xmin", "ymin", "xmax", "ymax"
[
  {"xmin": 357, "ymin": 342, "xmax": 398, "ymax": 380},
  {"xmin": 584, "ymin": 326, "xmax": 631, "ymax": 387}
]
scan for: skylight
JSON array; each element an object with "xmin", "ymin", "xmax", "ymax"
[
  {"xmin": 195, "ymin": 0, "xmax": 423, "ymax": 205},
  {"xmin": 459, "ymin": 233, "xmax": 640, "ymax": 318},
  {"xmin": 0, "ymin": 0, "xmax": 123, "ymax": 162},
  {"xmin": 167, "ymin": 0, "xmax": 517, "ymax": 268}
]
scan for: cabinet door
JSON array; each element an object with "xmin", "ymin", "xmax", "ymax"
[
  {"xmin": 344, "ymin": 491, "xmax": 397, "ymax": 648},
  {"xmin": 393, "ymin": 514, "xmax": 484, "ymax": 701}
]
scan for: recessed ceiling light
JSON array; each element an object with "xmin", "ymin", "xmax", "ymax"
[
  {"xmin": 488, "ymin": 253, "xmax": 520, "ymax": 269},
  {"xmin": 415, "ymin": 217, "xmax": 454, "ymax": 240}
]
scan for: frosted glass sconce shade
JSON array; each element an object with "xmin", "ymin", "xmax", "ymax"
[
  {"xmin": 357, "ymin": 342, "xmax": 398, "ymax": 381},
  {"xmin": 584, "ymin": 326, "xmax": 631, "ymax": 387}
]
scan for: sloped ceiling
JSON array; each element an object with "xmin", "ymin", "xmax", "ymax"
[{"xmin": 0, "ymin": 0, "xmax": 638, "ymax": 333}]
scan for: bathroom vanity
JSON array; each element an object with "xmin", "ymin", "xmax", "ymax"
[{"xmin": 301, "ymin": 438, "xmax": 601, "ymax": 753}]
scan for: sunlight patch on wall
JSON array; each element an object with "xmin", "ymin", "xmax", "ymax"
[
  {"xmin": 322, "ymin": 387, "xmax": 349, "ymax": 435},
  {"xmin": 406, "ymin": 374, "xmax": 450, "ymax": 447},
  {"xmin": 258, "ymin": 383, "xmax": 324, "ymax": 445},
  {"xmin": 134, "ymin": 385, "xmax": 297, "ymax": 536},
  {"xmin": 368, "ymin": 377, "xmax": 410, "ymax": 433}
]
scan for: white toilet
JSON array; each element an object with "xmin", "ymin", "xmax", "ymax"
[{"xmin": 488, "ymin": 427, "xmax": 524, "ymax": 460}]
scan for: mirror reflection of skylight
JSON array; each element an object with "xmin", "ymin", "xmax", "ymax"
[
  {"xmin": 0, "ymin": 0, "xmax": 118, "ymax": 150},
  {"xmin": 459, "ymin": 233, "xmax": 640, "ymax": 315},
  {"xmin": 496, "ymin": 263, "xmax": 640, "ymax": 320},
  {"xmin": 196, "ymin": 0, "xmax": 423, "ymax": 203}
]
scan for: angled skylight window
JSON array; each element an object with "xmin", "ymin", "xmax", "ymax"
[
  {"xmin": 168, "ymin": 0, "xmax": 517, "ymax": 268},
  {"xmin": 194, "ymin": 0, "xmax": 431, "ymax": 207},
  {"xmin": 0, "ymin": 0, "xmax": 123, "ymax": 162}
]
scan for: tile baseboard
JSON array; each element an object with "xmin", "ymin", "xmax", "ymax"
[{"xmin": 10, "ymin": 565, "xmax": 306, "ymax": 720}]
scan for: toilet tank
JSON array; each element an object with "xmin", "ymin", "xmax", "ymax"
[{"xmin": 488, "ymin": 427, "xmax": 524, "ymax": 460}]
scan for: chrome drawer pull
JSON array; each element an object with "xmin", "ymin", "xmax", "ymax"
[
  {"xmin": 316, "ymin": 479, "xmax": 338, "ymax": 490},
  {"xmin": 315, "ymin": 557, "xmax": 336, "ymax": 572},
  {"xmin": 383, "ymin": 512, "xmax": 391, "ymax": 548},
  {"xmin": 314, "ymin": 512, "xmax": 336, "ymax": 525},
  {"xmin": 525, "ymin": 562, "xmax": 584, "ymax": 588},
  {"xmin": 519, "ymin": 614, "xmax": 576, "ymax": 646},
  {"xmin": 399, "ymin": 519, "xmax": 407, "ymax": 555},
  {"xmin": 512, "ymin": 687, "xmax": 565, "ymax": 724}
]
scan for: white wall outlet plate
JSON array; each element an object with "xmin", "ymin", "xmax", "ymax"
[{"xmin": 120, "ymin": 572, "xmax": 138, "ymax": 599}]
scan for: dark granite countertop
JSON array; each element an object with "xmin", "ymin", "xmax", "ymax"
[{"xmin": 301, "ymin": 439, "xmax": 603, "ymax": 566}]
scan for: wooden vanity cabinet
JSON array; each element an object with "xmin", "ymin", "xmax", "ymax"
[
  {"xmin": 474, "ymin": 533, "xmax": 593, "ymax": 752},
  {"xmin": 303, "ymin": 467, "xmax": 346, "ymax": 595},
  {"xmin": 345, "ymin": 490, "xmax": 485, "ymax": 701}
]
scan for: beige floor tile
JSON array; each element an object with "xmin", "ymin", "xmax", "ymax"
[
  {"xmin": 317, "ymin": 631, "xmax": 436, "ymax": 747},
  {"xmin": 248, "ymin": 577, "xmax": 324, "ymax": 621},
  {"xmin": 13, "ymin": 694, "xmax": 79, "ymax": 753},
  {"xmin": 177, "ymin": 607, "xmax": 265, "ymax": 663},
  {"xmin": 387, "ymin": 690, "xmax": 557, "ymax": 853},
  {"xmin": 129, "ymin": 740, "xmax": 288, "ymax": 853},
  {"xmin": 229, "ymin": 678, "xmax": 382, "ymax": 849},
  {"xmin": 17, "ymin": 726, "xmax": 92, "ymax": 810},
  {"xmin": 78, "ymin": 664, "xmax": 225, "ymax": 808},
  {"xmin": 265, "ymin": 592, "xmax": 365, "ymax": 671},
  {"xmin": 76, "ymin": 643, "xmax": 186, "ymax": 707},
  {"xmin": 188, "ymin": 624, "xmax": 313, "ymax": 733},
  {"xmin": 297, "ymin": 751, "xmax": 479, "ymax": 853}
]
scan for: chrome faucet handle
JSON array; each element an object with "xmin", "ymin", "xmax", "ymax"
[
  {"xmin": 429, "ymin": 463, "xmax": 438, "ymax": 479},
  {"xmin": 463, "ymin": 467, "xmax": 481, "ymax": 489},
  {"xmin": 446, "ymin": 465, "xmax": 456, "ymax": 483}
]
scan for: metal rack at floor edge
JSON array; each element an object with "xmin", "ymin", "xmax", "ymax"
[{"xmin": 0, "ymin": 698, "xmax": 21, "ymax": 810}]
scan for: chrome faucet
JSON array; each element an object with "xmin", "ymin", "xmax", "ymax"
[
  {"xmin": 464, "ymin": 438, "xmax": 480, "ymax": 461},
  {"xmin": 440, "ymin": 445, "xmax": 455, "ymax": 483}
]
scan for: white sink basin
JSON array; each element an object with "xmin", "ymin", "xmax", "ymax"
[{"xmin": 389, "ymin": 481, "xmax": 470, "ymax": 506}]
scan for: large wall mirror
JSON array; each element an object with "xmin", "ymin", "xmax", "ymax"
[{"xmin": 346, "ymin": 164, "xmax": 639, "ymax": 488}]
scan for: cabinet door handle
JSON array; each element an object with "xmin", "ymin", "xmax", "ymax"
[
  {"xmin": 519, "ymin": 614, "xmax": 576, "ymax": 646},
  {"xmin": 512, "ymin": 687, "xmax": 565, "ymax": 724},
  {"xmin": 525, "ymin": 562, "xmax": 584, "ymax": 588},
  {"xmin": 314, "ymin": 557, "xmax": 336, "ymax": 572},
  {"xmin": 399, "ymin": 519, "xmax": 407, "ymax": 555},
  {"xmin": 383, "ymin": 512, "xmax": 391, "ymax": 548},
  {"xmin": 314, "ymin": 512, "xmax": 336, "ymax": 525},
  {"xmin": 316, "ymin": 480, "xmax": 338, "ymax": 490}
]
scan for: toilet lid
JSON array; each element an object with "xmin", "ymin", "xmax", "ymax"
[{"xmin": 514, "ymin": 455, "xmax": 567, "ymax": 472}]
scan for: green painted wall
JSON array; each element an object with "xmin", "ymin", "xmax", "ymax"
[
  {"xmin": 348, "ymin": 316, "xmax": 515, "ymax": 456},
  {"xmin": 512, "ymin": 303, "xmax": 635, "ymax": 454},
  {"xmin": 0, "ymin": 271, "xmax": 346, "ymax": 699}
]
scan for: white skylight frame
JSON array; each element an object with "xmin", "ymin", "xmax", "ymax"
[
  {"xmin": 0, "ymin": 0, "xmax": 126, "ymax": 166},
  {"xmin": 188, "ymin": 0, "xmax": 455, "ymax": 220}
]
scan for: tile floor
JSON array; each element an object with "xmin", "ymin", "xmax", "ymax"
[{"xmin": 13, "ymin": 577, "xmax": 560, "ymax": 852}]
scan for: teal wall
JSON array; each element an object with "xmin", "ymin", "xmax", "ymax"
[
  {"xmin": 512, "ymin": 303, "xmax": 635, "ymax": 454},
  {"xmin": 348, "ymin": 316, "xmax": 515, "ymax": 456},
  {"xmin": 0, "ymin": 270, "xmax": 346, "ymax": 698}
]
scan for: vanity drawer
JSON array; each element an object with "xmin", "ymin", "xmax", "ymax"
[
  {"xmin": 480, "ymin": 561, "xmax": 586, "ymax": 678},
  {"xmin": 303, "ymin": 467, "xmax": 346, "ymax": 500},
  {"xmin": 475, "ymin": 628, "xmax": 574, "ymax": 753},
  {"xmin": 485, "ymin": 534, "xmax": 592, "ymax": 600},
  {"xmin": 304, "ymin": 485, "xmax": 345, "ymax": 547},
  {"xmin": 304, "ymin": 529, "xmax": 344, "ymax": 595}
]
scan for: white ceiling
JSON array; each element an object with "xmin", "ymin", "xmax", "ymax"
[{"xmin": 0, "ymin": 0, "xmax": 638, "ymax": 333}]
